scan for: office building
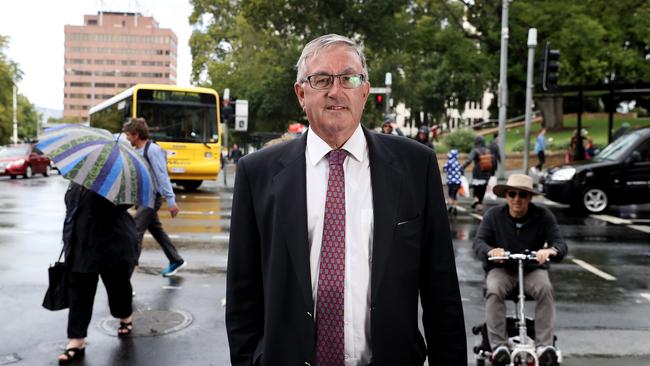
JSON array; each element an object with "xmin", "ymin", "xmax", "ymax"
[{"xmin": 63, "ymin": 12, "xmax": 177, "ymax": 121}]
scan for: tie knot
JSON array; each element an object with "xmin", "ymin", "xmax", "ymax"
[{"xmin": 328, "ymin": 149, "xmax": 347, "ymax": 166}]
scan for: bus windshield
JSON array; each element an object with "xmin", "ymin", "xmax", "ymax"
[{"xmin": 137, "ymin": 89, "xmax": 218, "ymax": 144}]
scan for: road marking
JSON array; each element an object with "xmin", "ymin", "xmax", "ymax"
[
  {"xmin": 180, "ymin": 210, "xmax": 216, "ymax": 215},
  {"xmin": 211, "ymin": 233, "xmax": 230, "ymax": 240},
  {"xmin": 0, "ymin": 229, "xmax": 33, "ymax": 235},
  {"xmin": 162, "ymin": 286, "xmax": 182, "ymax": 290},
  {"xmin": 456, "ymin": 206, "xmax": 467, "ymax": 212},
  {"xmin": 640, "ymin": 293, "xmax": 650, "ymax": 302},
  {"xmin": 470, "ymin": 213, "xmax": 483, "ymax": 220},
  {"xmin": 589, "ymin": 214, "xmax": 632, "ymax": 225},
  {"xmin": 572, "ymin": 258, "xmax": 617, "ymax": 281},
  {"xmin": 627, "ymin": 225, "xmax": 650, "ymax": 233},
  {"xmin": 144, "ymin": 234, "xmax": 180, "ymax": 239}
]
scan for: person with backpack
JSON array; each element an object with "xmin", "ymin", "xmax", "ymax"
[
  {"xmin": 122, "ymin": 118, "xmax": 186, "ymax": 277},
  {"xmin": 463, "ymin": 135, "xmax": 495, "ymax": 211}
]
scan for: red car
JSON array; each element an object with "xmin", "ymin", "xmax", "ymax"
[{"xmin": 0, "ymin": 144, "xmax": 52, "ymax": 179}]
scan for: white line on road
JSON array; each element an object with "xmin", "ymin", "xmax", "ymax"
[
  {"xmin": 144, "ymin": 234, "xmax": 180, "ymax": 239},
  {"xmin": 470, "ymin": 213, "xmax": 483, "ymax": 220},
  {"xmin": 0, "ymin": 229, "xmax": 33, "ymax": 235},
  {"xmin": 640, "ymin": 293, "xmax": 650, "ymax": 302},
  {"xmin": 180, "ymin": 210, "xmax": 216, "ymax": 215},
  {"xmin": 211, "ymin": 233, "xmax": 230, "ymax": 240},
  {"xmin": 572, "ymin": 258, "xmax": 617, "ymax": 281},
  {"xmin": 627, "ymin": 225, "xmax": 650, "ymax": 233},
  {"xmin": 589, "ymin": 214, "xmax": 632, "ymax": 225},
  {"xmin": 162, "ymin": 286, "xmax": 182, "ymax": 290}
]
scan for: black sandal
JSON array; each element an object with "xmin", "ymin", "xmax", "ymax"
[
  {"xmin": 58, "ymin": 347, "xmax": 85, "ymax": 364},
  {"xmin": 117, "ymin": 321, "xmax": 133, "ymax": 336}
]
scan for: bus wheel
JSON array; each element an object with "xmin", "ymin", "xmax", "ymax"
[{"xmin": 180, "ymin": 180, "xmax": 202, "ymax": 191}]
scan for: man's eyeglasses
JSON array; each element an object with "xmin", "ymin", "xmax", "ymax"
[
  {"xmin": 302, "ymin": 73, "xmax": 365, "ymax": 90},
  {"xmin": 507, "ymin": 190, "xmax": 530, "ymax": 199}
]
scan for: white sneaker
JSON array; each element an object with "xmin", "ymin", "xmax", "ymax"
[{"xmin": 536, "ymin": 345, "xmax": 559, "ymax": 366}]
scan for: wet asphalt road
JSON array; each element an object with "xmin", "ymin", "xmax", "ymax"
[{"xmin": 0, "ymin": 166, "xmax": 649, "ymax": 365}]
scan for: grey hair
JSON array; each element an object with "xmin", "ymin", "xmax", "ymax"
[{"xmin": 295, "ymin": 34, "xmax": 369, "ymax": 82}]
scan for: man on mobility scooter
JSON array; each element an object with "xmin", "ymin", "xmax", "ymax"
[{"xmin": 473, "ymin": 174, "xmax": 568, "ymax": 366}]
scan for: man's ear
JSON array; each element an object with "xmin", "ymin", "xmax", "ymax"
[{"xmin": 294, "ymin": 82, "xmax": 305, "ymax": 110}]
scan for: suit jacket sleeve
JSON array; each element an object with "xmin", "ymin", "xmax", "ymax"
[
  {"xmin": 419, "ymin": 151, "xmax": 468, "ymax": 365},
  {"xmin": 226, "ymin": 158, "xmax": 264, "ymax": 366}
]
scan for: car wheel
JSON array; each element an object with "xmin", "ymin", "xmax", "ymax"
[
  {"xmin": 582, "ymin": 187, "xmax": 608, "ymax": 213},
  {"xmin": 23, "ymin": 166, "xmax": 33, "ymax": 179},
  {"xmin": 180, "ymin": 180, "xmax": 202, "ymax": 191},
  {"xmin": 10, "ymin": 175, "xmax": 16, "ymax": 180},
  {"xmin": 43, "ymin": 164, "xmax": 50, "ymax": 177}
]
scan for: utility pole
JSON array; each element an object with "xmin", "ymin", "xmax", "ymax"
[
  {"xmin": 523, "ymin": 28, "xmax": 537, "ymax": 174},
  {"xmin": 385, "ymin": 72, "xmax": 392, "ymax": 115},
  {"xmin": 497, "ymin": 0, "xmax": 510, "ymax": 179},
  {"xmin": 12, "ymin": 77, "xmax": 18, "ymax": 144},
  {"xmin": 222, "ymin": 88, "xmax": 230, "ymax": 187}
]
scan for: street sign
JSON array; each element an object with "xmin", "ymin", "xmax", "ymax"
[
  {"xmin": 370, "ymin": 87, "xmax": 390, "ymax": 94},
  {"xmin": 235, "ymin": 100, "xmax": 248, "ymax": 132}
]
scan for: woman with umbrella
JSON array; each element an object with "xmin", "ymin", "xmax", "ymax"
[{"xmin": 36, "ymin": 125, "xmax": 156, "ymax": 364}]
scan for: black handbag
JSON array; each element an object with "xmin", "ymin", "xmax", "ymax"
[{"xmin": 42, "ymin": 247, "xmax": 69, "ymax": 311}]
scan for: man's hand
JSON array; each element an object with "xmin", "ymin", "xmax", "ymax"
[
  {"xmin": 169, "ymin": 204, "xmax": 180, "ymax": 218},
  {"xmin": 488, "ymin": 247, "xmax": 506, "ymax": 263},
  {"xmin": 536, "ymin": 248, "xmax": 557, "ymax": 264}
]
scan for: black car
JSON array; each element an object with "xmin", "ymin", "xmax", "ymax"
[{"xmin": 543, "ymin": 127, "xmax": 650, "ymax": 213}]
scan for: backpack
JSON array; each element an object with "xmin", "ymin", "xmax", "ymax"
[{"xmin": 478, "ymin": 148, "xmax": 494, "ymax": 172}]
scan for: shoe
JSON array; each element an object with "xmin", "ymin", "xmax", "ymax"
[
  {"xmin": 118, "ymin": 321, "xmax": 133, "ymax": 337},
  {"xmin": 58, "ymin": 347, "xmax": 85, "ymax": 364},
  {"xmin": 537, "ymin": 345, "xmax": 559, "ymax": 366},
  {"xmin": 162, "ymin": 260, "xmax": 186, "ymax": 277},
  {"xmin": 452, "ymin": 207, "xmax": 458, "ymax": 216},
  {"xmin": 490, "ymin": 345, "xmax": 510, "ymax": 365},
  {"xmin": 471, "ymin": 201, "xmax": 478, "ymax": 209}
]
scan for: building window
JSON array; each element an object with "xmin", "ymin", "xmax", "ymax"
[{"xmin": 87, "ymin": 19, "xmax": 97, "ymax": 25}]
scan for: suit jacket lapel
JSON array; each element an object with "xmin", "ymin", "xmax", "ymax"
[
  {"xmin": 272, "ymin": 133, "xmax": 314, "ymax": 310},
  {"xmin": 363, "ymin": 128, "xmax": 403, "ymax": 302}
]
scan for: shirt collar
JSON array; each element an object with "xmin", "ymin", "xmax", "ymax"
[{"xmin": 306, "ymin": 124, "xmax": 366, "ymax": 166}]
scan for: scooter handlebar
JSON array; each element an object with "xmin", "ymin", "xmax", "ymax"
[{"xmin": 488, "ymin": 251, "xmax": 538, "ymax": 262}]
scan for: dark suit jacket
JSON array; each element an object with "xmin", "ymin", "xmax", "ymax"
[{"xmin": 226, "ymin": 126, "xmax": 466, "ymax": 366}]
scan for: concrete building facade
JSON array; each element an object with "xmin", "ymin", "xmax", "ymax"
[{"xmin": 63, "ymin": 12, "xmax": 177, "ymax": 121}]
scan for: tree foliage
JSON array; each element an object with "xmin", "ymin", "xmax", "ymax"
[
  {"xmin": 189, "ymin": 0, "xmax": 650, "ymax": 133},
  {"xmin": 0, "ymin": 34, "xmax": 40, "ymax": 145}
]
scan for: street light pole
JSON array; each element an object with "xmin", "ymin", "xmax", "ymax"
[
  {"xmin": 385, "ymin": 72, "xmax": 392, "ymax": 115},
  {"xmin": 523, "ymin": 28, "xmax": 537, "ymax": 175},
  {"xmin": 222, "ymin": 88, "xmax": 230, "ymax": 187},
  {"xmin": 12, "ymin": 78, "xmax": 18, "ymax": 144},
  {"xmin": 497, "ymin": 0, "xmax": 510, "ymax": 179}
]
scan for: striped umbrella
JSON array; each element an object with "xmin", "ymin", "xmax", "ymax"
[{"xmin": 36, "ymin": 124, "xmax": 156, "ymax": 208}]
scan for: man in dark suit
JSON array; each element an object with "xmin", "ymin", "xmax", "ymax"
[{"xmin": 226, "ymin": 34, "xmax": 466, "ymax": 366}]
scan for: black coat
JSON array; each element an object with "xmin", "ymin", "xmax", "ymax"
[
  {"xmin": 226, "ymin": 127, "xmax": 466, "ymax": 366},
  {"xmin": 472, "ymin": 203, "xmax": 568, "ymax": 273},
  {"xmin": 63, "ymin": 183, "xmax": 138, "ymax": 273}
]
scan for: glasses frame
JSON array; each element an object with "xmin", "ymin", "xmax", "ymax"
[
  {"xmin": 506, "ymin": 190, "xmax": 531, "ymax": 199},
  {"xmin": 302, "ymin": 73, "xmax": 366, "ymax": 90}
]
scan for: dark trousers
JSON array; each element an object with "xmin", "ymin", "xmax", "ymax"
[
  {"xmin": 135, "ymin": 195, "xmax": 182, "ymax": 264},
  {"xmin": 537, "ymin": 150, "xmax": 546, "ymax": 170},
  {"xmin": 67, "ymin": 267, "xmax": 133, "ymax": 338},
  {"xmin": 473, "ymin": 183, "xmax": 488, "ymax": 204}
]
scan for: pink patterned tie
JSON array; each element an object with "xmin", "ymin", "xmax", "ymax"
[{"xmin": 316, "ymin": 149, "xmax": 347, "ymax": 366}]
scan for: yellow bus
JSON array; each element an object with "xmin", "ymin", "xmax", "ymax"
[{"xmin": 89, "ymin": 84, "xmax": 221, "ymax": 191}]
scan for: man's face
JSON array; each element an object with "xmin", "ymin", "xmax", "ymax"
[
  {"xmin": 294, "ymin": 44, "xmax": 370, "ymax": 145},
  {"xmin": 505, "ymin": 189, "xmax": 532, "ymax": 218},
  {"xmin": 125, "ymin": 132, "xmax": 138, "ymax": 147},
  {"xmin": 382, "ymin": 124, "xmax": 393, "ymax": 133}
]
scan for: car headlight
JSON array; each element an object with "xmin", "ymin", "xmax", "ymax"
[
  {"xmin": 551, "ymin": 167, "xmax": 576, "ymax": 181},
  {"xmin": 9, "ymin": 159, "xmax": 25, "ymax": 168}
]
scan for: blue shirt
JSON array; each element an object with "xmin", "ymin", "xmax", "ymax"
[
  {"xmin": 534, "ymin": 134, "xmax": 546, "ymax": 153},
  {"xmin": 138, "ymin": 141, "xmax": 176, "ymax": 207}
]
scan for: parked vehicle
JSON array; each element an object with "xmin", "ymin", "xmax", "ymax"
[
  {"xmin": 543, "ymin": 127, "xmax": 650, "ymax": 213},
  {"xmin": 0, "ymin": 144, "xmax": 52, "ymax": 179}
]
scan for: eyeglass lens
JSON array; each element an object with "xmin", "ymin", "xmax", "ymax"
[
  {"xmin": 308, "ymin": 74, "xmax": 364, "ymax": 89},
  {"xmin": 507, "ymin": 191, "xmax": 529, "ymax": 199}
]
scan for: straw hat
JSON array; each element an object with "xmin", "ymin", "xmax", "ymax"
[{"xmin": 493, "ymin": 173, "xmax": 541, "ymax": 198}]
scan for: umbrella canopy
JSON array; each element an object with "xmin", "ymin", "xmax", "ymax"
[{"xmin": 36, "ymin": 124, "xmax": 156, "ymax": 208}]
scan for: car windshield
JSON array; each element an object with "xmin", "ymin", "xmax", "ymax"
[
  {"xmin": 593, "ymin": 133, "xmax": 640, "ymax": 162},
  {"xmin": 0, "ymin": 147, "xmax": 29, "ymax": 157}
]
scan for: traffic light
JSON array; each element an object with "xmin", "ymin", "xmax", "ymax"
[
  {"xmin": 221, "ymin": 98, "xmax": 236, "ymax": 127},
  {"xmin": 541, "ymin": 43, "xmax": 560, "ymax": 91},
  {"xmin": 375, "ymin": 94, "xmax": 384, "ymax": 110}
]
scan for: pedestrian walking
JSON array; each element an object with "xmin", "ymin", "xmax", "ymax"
[
  {"xmin": 228, "ymin": 144, "xmax": 244, "ymax": 164},
  {"xmin": 226, "ymin": 33, "xmax": 466, "ymax": 366},
  {"xmin": 463, "ymin": 135, "xmax": 495, "ymax": 211},
  {"xmin": 534, "ymin": 128, "xmax": 546, "ymax": 171},
  {"xmin": 56, "ymin": 182, "xmax": 137, "ymax": 364},
  {"xmin": 443, "ymin": 149, "xmax": 464, "ymax": 216},
  {"xmin": 122, "ymin": 118, "xmax": 186, "ymax": 277},
  {"xmin": 415, "ymin": 125, "xmax": 435, "ymax": 149}
]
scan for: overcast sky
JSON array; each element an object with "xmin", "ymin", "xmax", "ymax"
[{"xmin": 0, "ymin": 0, "xmax": 194, "ymax": 110}]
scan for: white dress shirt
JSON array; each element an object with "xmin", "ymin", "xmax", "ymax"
[{"xmin": 306, "ymin": 124, "xmax": 374, "ymax": 366}]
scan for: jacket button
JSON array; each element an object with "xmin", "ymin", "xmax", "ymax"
[
  {"xmin": 306, "ymin": 311, "xmax": 312, "ymax": 318},
  {"xmin": 304, "ymin": 362, "xmax": 311, "ymax": 366}
]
